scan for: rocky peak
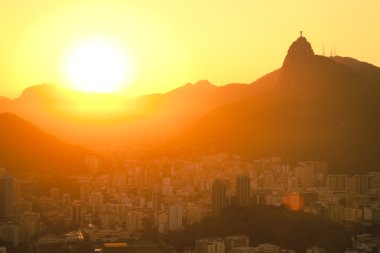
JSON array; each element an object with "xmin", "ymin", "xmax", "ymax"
[{"xmin": 282, "ymin": 35, "xmax": 314, "ymax": 68}]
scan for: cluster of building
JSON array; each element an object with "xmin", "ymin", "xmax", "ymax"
[
  {"xmin": 1, "ymin": 153, "xmax": 380, "ymax": 252},
  {"xmin": 210, "ymin": 158, "xmax": 380, "ymax": 224},
  {"xmin": 346, "ymin": 234, "xmax": 380, "ymax": 253},
  {"xmin": 192, "ymin": 235, "xmax": 328, "ymax": 253},
  {"xmin": 195, "ymin": 236, "xmax": 250, "ymax": 253},
  {"xmin": 0, "ymin": 168, "xmax": 41, "ymax": 248},
  {"xmin": 191, "ymin": 233, "xmax": 380, "ymax": 253}
]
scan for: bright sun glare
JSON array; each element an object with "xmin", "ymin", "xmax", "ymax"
[{"xmin": 64, "ymin": 38, "xmax": 132, "ymax": 93}]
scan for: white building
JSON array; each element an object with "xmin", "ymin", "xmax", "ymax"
[{"xmin": 196, "ymin": 238, "xmax": 225, "ymax": 253}]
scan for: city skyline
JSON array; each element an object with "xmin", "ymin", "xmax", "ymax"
[{"xmin": 1, "ymin": 1, "xmax": 380, "ymax": 252}]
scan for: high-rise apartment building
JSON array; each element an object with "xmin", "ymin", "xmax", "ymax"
[
  {"xmin": 0, "ymin": 175, "xmax": 15, "ymax": 220},
  {"xmin": 71, "ymin": 201, "xmax": 86, "ymax": 226},
  {"xmin": 212, "ymin": 179, "xmax": 226, "ymax": 216},
  {"xmin": 236, "ymin": 175, "xmax": 250, "ymax": 207},
  {"xmin": 168, "ymin": 203, "xmax": 182, "ymax": 231},
  {"xmin": 327, "ymin": 175, "xmax": 349, "ymax": 192}
]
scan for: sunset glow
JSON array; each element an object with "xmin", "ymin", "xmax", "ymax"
[
  {"xmin": 1, "ymin": 1, "xmax": 379, "ymax": 98},
  {"xmin": 63, "ymin": 38, "xmax": 132, "ymax": 93},
  {"xmin": 1, "ymin": 1, "xmax": 380, "ymax": 251}
]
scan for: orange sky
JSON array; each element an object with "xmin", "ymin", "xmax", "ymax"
[{"xmin": 1, "ymin": 0, "xmax": 379, "ymax": 98}]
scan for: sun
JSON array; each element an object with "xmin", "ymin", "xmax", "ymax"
[{"xmin": 63, "ymin": 38, "xmax": 132, "ymax": 93}]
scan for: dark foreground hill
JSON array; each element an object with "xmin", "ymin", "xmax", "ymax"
[
  {"xmin": 0, "ymin": 113, "xmax": 90, "ymax": 175},
  {"xmin": 163, "ymin": 206, "xmax": 352, "ymax": 253},
  {"xmin": 175, "ymin": 36, "xmax": 380, "ymax": 173}
]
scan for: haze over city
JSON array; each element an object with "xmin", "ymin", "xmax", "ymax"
[{"xmin": 1, "ymin": 1, "xmax": 380, "ymax": 253}]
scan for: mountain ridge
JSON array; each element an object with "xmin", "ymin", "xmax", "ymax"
[
  {"xmin": 0, "ymin": 75, "xmax": 277, "ymax": 146},
  {"xmin": 0, "ymin": 112, "xmax": 91, "ymax": 175},
  {"xmin": 1, "ymin": 35, "xmax": 380, "ymax": 173},
  {"xmin": 173, "ymin": 36, "xmax": 380, "ymax": 173}
]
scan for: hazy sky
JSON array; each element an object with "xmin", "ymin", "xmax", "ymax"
[{"xmin": 1, "ymin": 0, "xmax": 379, "ymax": 98}]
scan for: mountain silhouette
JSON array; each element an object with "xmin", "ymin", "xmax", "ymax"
[
  {"xmin": 0, "ymin": 76, "xmax": 279, "ymax": 146},
  {"xmin": 175, "ymin": 35, "xmax": 380, "ymax": 173},
  {"xmin": 0, "ymin": 113, "xmax": 90, "ymax": 175},
  {"xmin": 1, "ymin": 35, "xmax": 380, "ymax": 173},
  {"xmin": 331, "ymin": 56, "xmax": 380, "ymax": 89}
]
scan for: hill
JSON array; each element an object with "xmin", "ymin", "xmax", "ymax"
[
  {"xmin": 163, "ymin": 206, "xmax": 352, "ymax": 253},
  {"xmin": 331, "ymin": 56, "xmax": 380, "ymax": 87},
  {"xmin": 0, "ymin": 113, "xmax": 90, "ymax": 175},
  {"xmin": 0, "ymin": 76, "xmax": 279, "ymax": 146},
  {"xmin": 175, "ymin": 36, "xmax": 380, "ymax": 173}
]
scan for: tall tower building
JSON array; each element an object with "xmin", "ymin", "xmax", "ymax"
[
  {"xmin": 71, "ymin": 201, "xmax": 86, "ymax": 226},
  {"xmin": 0, "ymin": 175, "xmax": 15, "ymax": 220},
  {"xmin": 212, "ymin": 179, "xmax": 226, "ymax": 216},
  {"xmin": 168, "ymin": 203, "xmax": 182, "ymax": 231},
  {"xmin": 236, "ymin": 175, "xmax": 250, "ymax": 207}
]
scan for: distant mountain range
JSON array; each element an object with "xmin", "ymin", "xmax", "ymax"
[
  {"xmin": 0, "ymin": 71, "xmax": 279, "ymax": 146},
  {"xmin": 1, "ymin": 35, "xmax": 380, "ymax": 173}
]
